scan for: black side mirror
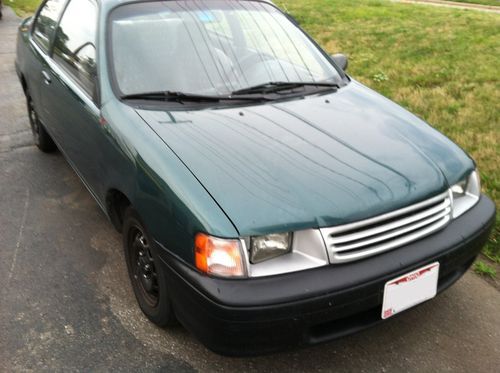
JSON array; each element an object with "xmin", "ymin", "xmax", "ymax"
[{"xmin": 331, "ymin": 53, "xmax": 348, "ymax": 71}]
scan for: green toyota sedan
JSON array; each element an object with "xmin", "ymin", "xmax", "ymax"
[{"xmin": 16, "ymin": 0, "xmax": 496, "ymax": 355}]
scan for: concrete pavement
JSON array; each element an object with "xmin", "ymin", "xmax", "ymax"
[{"xmin": 1, "ymin": 7, "xmax": 499, "ymax": 372}]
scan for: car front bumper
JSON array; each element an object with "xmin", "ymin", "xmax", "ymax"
[{"xmin": 157, "ymin": 194, "xmax": 496, "ymax": 356}]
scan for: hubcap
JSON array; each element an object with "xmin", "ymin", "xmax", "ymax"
[{"xmin": 130, "ymin": 228, "xmax": 159, "ymax": 307}]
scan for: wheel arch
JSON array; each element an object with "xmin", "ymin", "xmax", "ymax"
[{"xmin": 105, "ymin": 188, "xmax": 132, "ymax": 233}]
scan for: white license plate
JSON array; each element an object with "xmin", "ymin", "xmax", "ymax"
[{"xmin": 382, "ymin": 262, "xmax": 439, "ymax": 319}]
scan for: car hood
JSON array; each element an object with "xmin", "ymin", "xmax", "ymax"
[{"xmin": 136, "ymin": 81, "xmax": 474, "ymax": 236}]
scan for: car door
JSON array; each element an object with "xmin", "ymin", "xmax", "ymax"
[
  {"xmin": 27, "ymin": 0, "xmax": 67, "ymax": 131},
  {"xmin": 42, "ymin": 0, "xmax": 105, "ymax": 202}
]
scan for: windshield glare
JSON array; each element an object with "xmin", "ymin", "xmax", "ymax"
[{"xmin": 110, "ymin": 0, "xmax": 343, "ymax": 97}]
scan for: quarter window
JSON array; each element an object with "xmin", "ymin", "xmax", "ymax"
[
  {"xmin": 32, "ymin": 0, "xmax": 66, "ymax": 52},
  {"xmin": 53, "ymin": 0, "xmax": 98, "ymax": 98}
]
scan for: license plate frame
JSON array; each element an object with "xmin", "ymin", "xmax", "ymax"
[{"xmin": 382, "ymin": 262, "xmax": 440, "ymax": 320}]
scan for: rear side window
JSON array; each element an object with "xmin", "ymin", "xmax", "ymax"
[
  {"xmin": 32, "ymin": 0, "xmax": 66, "ymax": 52},
  {"xmin": 53, "ymin": 0, "xmax": 98, "ymax": 98}
]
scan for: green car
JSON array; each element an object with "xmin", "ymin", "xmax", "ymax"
[{"xmin": 16, "ymin": 0, "xmax": 495, "ymax": 356}]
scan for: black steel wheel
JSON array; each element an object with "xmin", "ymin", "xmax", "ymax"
[
  {"xmin": 123, "ymin": 207, "xmax": 176, "ymax": 327},
  {"xmin": 129, "ymin": 227, "xmax": 159, "ymax": 307},
  {"xmin": 26, "ymin": 90, "xmax": 56, "ymax": 152}
]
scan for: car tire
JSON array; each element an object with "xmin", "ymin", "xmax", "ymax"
[
  {"xmin": 123, "ymin": 207, "xmax": 177, "ymax": 327},
  {"xmin": 26, "ymin": 90, "xmax": 57, "ymax": 153}
]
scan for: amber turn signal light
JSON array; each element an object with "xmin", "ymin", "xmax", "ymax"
[{"xmin": 194, "ymin": 233, "xmax": 246, "ymax": 278}]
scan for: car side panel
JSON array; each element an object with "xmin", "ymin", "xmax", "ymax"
[
  {"xmin": 42, "ymin": 58, "xmax": 106, "ymax": 199},
  {"xmin": 16, "ymin": 30, "xmax": 52, "ymax": 130},
  {"xmin": 15, "ymin": 18, "xmax": 32, "ymax": 85},
  {"xmin": 99, "ymin": 100, "xmax": 240, "ymax": 264}
]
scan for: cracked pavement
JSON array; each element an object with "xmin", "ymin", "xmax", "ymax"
[{"xmin": 1, "ymin": 6, "xmax": 499, "ymax": 373}]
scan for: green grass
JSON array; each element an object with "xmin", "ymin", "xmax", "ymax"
[
  {"xmin": 447, "ymin": 0, "xmax": 500, "ymax": 7},
  {"xmin": 6, "ymin": 0, "xmax": 40, "ymax": 16},
  {"xmin": 474, "ymin": 261, "xmax": 497, "ymax": 278},
  {"xmin": 8, "ymin": 0, "xmax": 500, "ymax": 261},
  {"xmin": 8, "ymin": 0, "xmax": 500, "ymax": 15}
]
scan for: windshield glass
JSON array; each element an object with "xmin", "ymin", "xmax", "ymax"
[{"xmin": 109, "ymin": 0, "xmax": 343, "ymax": 97}]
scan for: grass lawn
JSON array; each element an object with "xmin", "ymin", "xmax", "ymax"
[
  {"xmin": 447, "ymin": 0, "xmax": 500, "ymax": 7},
  {"xmin": 5, "ymin": 0, "xmax": 40, "ymax": 16},
  {"xmin": 8, "ymin": 0, "xmax": 500, "ymax": 262}
]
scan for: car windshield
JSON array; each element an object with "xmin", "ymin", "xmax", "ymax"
[{"xmin": 109, "ymin": 0, "xmax": 343, "ymax": 98}]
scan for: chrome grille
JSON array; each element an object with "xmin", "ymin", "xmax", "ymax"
[{"xmin": 320, "ymin": 192, "xmax": 452, "ymax": 263}]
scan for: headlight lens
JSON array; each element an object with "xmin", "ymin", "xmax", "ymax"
[
  {"xmin": 194, "ymin": 233, "xmax": 246, "ymax": 278},
  {"xmin": 250, "ymin": 233, "xmax": 292, "ymax": 264},
  {"xmin": 451, "ymin": 170, "xmax": 481, "ymax": 218}
]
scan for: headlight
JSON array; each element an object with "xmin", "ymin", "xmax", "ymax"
[
  {"xmin": 451, "ymin": 170, "xmax": 481, "ymax": 218},
  {"xmin": 250, "ymin": 233, "xmax": 292, "ymax": 264}
]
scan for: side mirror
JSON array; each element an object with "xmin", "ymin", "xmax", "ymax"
[{"xmin": 331, "ymin": 53, "xmax": 348, "ymax": 71}]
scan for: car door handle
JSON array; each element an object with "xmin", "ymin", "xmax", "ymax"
[{"xmin": 41, "ymin": 70, "xmax": 52, "ymax": 85}]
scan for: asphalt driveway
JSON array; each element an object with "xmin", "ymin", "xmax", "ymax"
[{"xmin": 1, "ymin": 7, "xmax": 499, "ymax": 372}]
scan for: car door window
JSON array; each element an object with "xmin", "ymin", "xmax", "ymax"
[
  {"xmin": 52, "ymin": 0, "xmax": 98, "ymax": 99},
  {"xmin": 32, "ymin": 0, "xmax": 66, "ymax": 53}
]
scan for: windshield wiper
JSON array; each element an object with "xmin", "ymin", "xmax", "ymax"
[
  {"xmin": 121, "ymin": 91, "xmax": 270, "ymax": 103},
  {"xmin": 231, "ymin": 81, "xmax": 340, "ymax": 96}
]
